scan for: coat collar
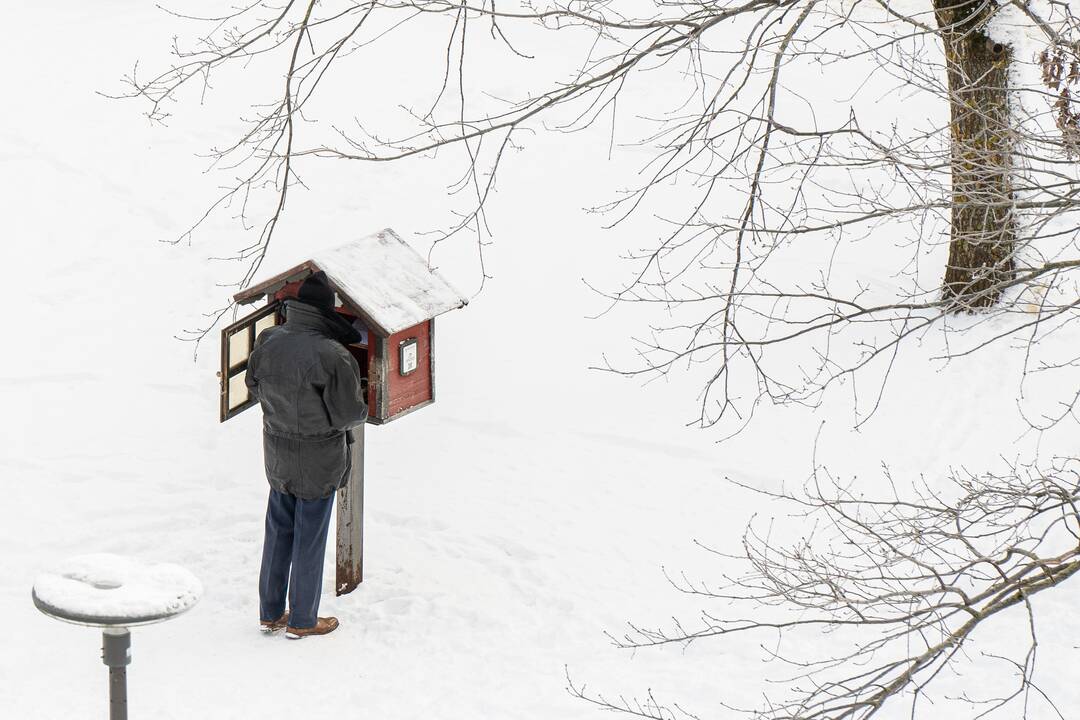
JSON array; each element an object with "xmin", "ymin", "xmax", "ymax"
[{"xmin": 284, "ymin": 300, "xmax": 361, "ymax": 344}]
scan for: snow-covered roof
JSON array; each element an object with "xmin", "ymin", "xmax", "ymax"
[{"xmin": 236, "ymin": 228, "xmax": 469, "ymax": 336}]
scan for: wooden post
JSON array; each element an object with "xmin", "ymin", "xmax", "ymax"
[{"xmin": 335, "ymin": 422, "xmax": 364, "ymax": 595}]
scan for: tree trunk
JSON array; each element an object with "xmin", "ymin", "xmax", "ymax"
[{"xmin": 935, "ymin": 0, "xmax": 1015, "ymax": 308}]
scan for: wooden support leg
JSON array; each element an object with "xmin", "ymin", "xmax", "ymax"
[{"xmin": 336, "ymin": 423, "xmax": 365, "ymax": 595}]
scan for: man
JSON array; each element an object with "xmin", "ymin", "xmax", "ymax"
[{"xmin": 245, "ymin": 271, "xmax": 368, "ymax": 639}]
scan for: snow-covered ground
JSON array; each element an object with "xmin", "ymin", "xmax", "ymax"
[{"xmin": 4, "ymin": 2, "xmax": 1080, "ymax": 719}]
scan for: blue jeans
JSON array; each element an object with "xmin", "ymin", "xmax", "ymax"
[{"xmin": 259, "ymin": 489, "xmax": 335, "ymax": 629}]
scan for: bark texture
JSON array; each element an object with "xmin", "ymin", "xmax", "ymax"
[{"xmin": 936, "ymin": 0, "xmax": 1016, "ymax": 307}]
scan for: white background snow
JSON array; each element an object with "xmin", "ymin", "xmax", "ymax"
[{"xmin": 3, "ymin": 2, "xmax": 1079, "ymax": 718}]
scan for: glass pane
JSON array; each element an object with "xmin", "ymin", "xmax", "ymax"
[
  {"xmin": 228, "ymin": 329, "xmax": 250, "ymax": 369},
  {"xmin": 228, "ymin": 371, "xmax": 250, "ymax": 410},
  {"xmin": 254, "ymin": 311, "xmax": 277, "ymax": 338}
]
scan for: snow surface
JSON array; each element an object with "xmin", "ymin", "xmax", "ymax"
[
  {"xmin": 3, "ymin": 2, "xmax": 1080, "ymax": 719},
  {"xmin": 33, "ymin": 553, "xmax": 201, "ymax": 626}
]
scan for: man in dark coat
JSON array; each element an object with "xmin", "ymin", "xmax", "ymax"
[{"xmin": 245, "ymin": 271, "xmax": 368, "ymax": 638}]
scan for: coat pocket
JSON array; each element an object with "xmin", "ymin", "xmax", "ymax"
[{"xmin": 297, "ymin": 433, "xmax": 348, "ymax": 499}]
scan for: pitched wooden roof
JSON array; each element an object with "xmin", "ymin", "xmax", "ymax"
[{"xmin": 234, "ymin": 228, "xmax": 468, "ymax": 336}]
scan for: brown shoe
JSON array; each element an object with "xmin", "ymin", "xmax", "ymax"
[
  {"xmin": 260, "ymin": 612, "xmax": 289, "ymax": 633},
  {"xmin": 285, "ymin": 616, "xmax": 339, "ymax": 639}
]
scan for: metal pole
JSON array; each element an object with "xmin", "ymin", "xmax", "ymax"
[{"xmin": 102, "ymin": 627, "xmax": 130, "ymax": 720}]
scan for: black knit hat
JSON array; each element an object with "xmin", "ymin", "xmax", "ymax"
[{"xmin": 296, "ymin": 271, "xmax": 335, "ymax": 313}]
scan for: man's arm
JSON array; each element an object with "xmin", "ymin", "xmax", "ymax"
[
  {"xmin": 321, "ymin": 346, "xmax": 368, "ymax": 432},
  {"xmin": 244, "ymin": 327, "xmax": 275, "ymax": 401},
  {"xmin": 245, "ymin": 346, "xmax": 260, "ymax": 401},
  {"xmin": 245, "ymin": 368, "xmax": 259, "ymax": 401}
]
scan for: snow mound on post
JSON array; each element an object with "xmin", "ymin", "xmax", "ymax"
[{"xmin": 33, "ymin": 554, "xmax": 202, "ymax": 626}]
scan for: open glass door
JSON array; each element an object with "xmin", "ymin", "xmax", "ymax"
[{"xmin": 220, "ymin": 302, "xmax": 281, "ymax": 422}]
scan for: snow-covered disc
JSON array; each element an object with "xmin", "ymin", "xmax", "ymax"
[{"xmin": 32, "ymin": 554, "xmax": 202, "ymax": 627}]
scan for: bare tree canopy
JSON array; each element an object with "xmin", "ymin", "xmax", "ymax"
[
  {"xmin": 123, "ymin": 0, "xmax": 1080, "ymax": 434},
  {"xmin": 573, "ymin": 458, "xmax": 1080, "ymax": 720}
]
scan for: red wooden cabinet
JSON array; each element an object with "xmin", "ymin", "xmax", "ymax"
[
  {"xmin": 219, "ymin": 229, "xmax": 466, "ymax": 424},
  {"xmin": 331, "ymin": 311, "xmax": 436, "ymax": 424}
]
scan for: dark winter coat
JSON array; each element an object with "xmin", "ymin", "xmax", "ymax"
[{"xmin": 246, "ymin": 300, "xmax": 368, "ymax": 499}]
